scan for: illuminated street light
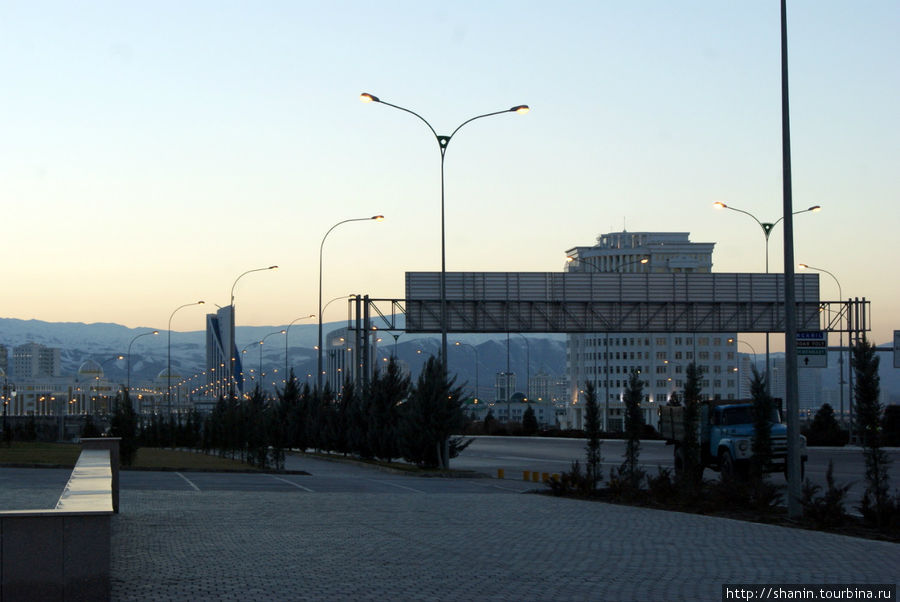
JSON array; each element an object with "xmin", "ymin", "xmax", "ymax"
[
  {"xmin": 127, "ymin": 330, "xmax": 159, "ymax": 394},
  {"xmin": 168, "ymin": 301, "xmax": 205, "ymax": 415},
  {"xmin": 362, "ymin": 92, "xmax": 528, "ymax": 374},
  {"xmin": 318, "ymin": 218, "xmax": 383, "ymax": 390}
]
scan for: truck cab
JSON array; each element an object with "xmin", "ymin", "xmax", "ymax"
[{"xmin": 660, "ymin": 400, "xmax": 807, "ymax": 480}]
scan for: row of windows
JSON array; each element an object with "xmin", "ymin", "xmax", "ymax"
[
  {"xmin": 586, "ymin": 389, "xmax": 738, "ymax": 402},
  {"xmin": 654, "ymin": 379, "xmax": 735, "ymax": 388},
  {"xmin": 573, "ymin": 350, "xmax": 736, "ymax": 361},
  {"xmin": 583, "ymin": 336, "xmax": 736, "ymax": 348}
]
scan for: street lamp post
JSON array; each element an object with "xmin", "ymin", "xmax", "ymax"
[
  {"xmin": 362, "ymin": 92, "xmax": 529, "ymax": 374},
  {"xmin": 799, "ymin": 263, "xmax": 846, "ymax": 425},
  {"xmin": 240, "ymin": 342, "xmax": 257, "ymax": 390},
  {"xmin": 260, "ymin": 330, "xmax": 286, "ymax": 393},
  {"xmin": 97, "ymin": 355, "xmax": 124, "ymax": 412},
  {"xmin": 127, "ymin": 330, "xmax": 159, "ymax": 394},
  {"xmin": 168, "ymin": 301, "xmax": 204, "ymax": 415},
  {"xmin": 728, "ymin": 337, "xmax": 758, "ymax": 397},
  {"xmin": 713, "ymin": 202, "xmax": 820, "ymax": 272},
  {"xmin": 713, "ymin": 201, "xmax": 821, "ymax": 387},
  {"xmin": 514, "ymin": 333, "xmax": 531, "ymax": 400},
  {"xmin": 454, "ymin": 341, "xmax": 479, "ymax": 402},
  {"xmin": 318, "ymin": 218, "xmax": 383, "ymax": 391},
  {"xmin": 285, "ymin": 314, "xmax": 315, "ymax": 386},
  {"xmin": 230, "ymin": 266, "xmax": 278, "ymax": 392}
]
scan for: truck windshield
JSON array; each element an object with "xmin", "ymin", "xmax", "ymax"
[{"xmin": 720, "ymin": 407, "xmax": 781, "ymax": 425}]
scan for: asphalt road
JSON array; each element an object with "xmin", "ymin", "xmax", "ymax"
[
  {"xmin": 0, "ymin": 453, "xmax": 534, "ymax": 511},
  {"xmin": 1, "ymin": 439, "xmax": 895, "ymax": 510},
  {"xmin": 452, "ymin": 435, "xmax": 900, "ymax": 508}
]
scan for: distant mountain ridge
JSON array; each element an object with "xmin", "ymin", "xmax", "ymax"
[{"xmin": 0, "ymin": 317, "xmax": 568, "ymax": 388}]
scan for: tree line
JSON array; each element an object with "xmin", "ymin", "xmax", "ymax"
[{"xmin": 111, "ymin": 356, "xmax": 472, "ymax": 471}]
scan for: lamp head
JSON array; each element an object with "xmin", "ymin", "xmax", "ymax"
[
  {"xmin": 808, "ymin": 205, "xmax": 822, "ymax": 212},
  {"xmin": 372, "ymin": 215, "xmax": 385, "ymax": 221},
  {"xmin": 713, "ymin": 201, "xmax": 727, "ymax": 209},
  {"xmin": 798, "ymin": 263, "xmax": 809, "ymax": 269},
  {"xmin": 360, "ymin": 92, "xmax": 380, "ymax": 103},
  {"xmin": 639, "ymin": 257, "xmax": 649, "ymax": 264},
  {"xmin": 152, "ymin": 330, "xmax": 159, "ymax": 335},
  {"xmin": 565, "ymin": 255, "xmax": 575, "ymax": 263},
  {"xmin": 510, "ymin": 105, "xmax": 530, "ymax": 114},
  {"xmin": 268, "ymin": 265, "xmax": 278, "ymax": 270},
  {"xmin": 198, "ymin": 300, "xmax": 206, "ymax": 305}
]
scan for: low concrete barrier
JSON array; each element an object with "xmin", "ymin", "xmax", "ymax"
[{"xmin": 0, "ymin": 438, "xmax": 119, "ymax": 601}]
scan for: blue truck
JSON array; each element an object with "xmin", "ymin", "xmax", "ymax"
[{"xmin": 658, "ymin": 400, "xmax": 807, "ymax": 479}]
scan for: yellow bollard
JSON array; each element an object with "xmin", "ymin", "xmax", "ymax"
[
  {"xmin": 531, "ymin": 471, "xmax": 540, "ymax": 482},
  {"xmin": 552, "ymin": 473, "xmax": 560, "ymax": 481},
  {"xmin": 497, "ymin": 468, "xmax": 505, "ymax": 479},
  {"xmin": 542, "ymin": 472, "xmax": 550, "ymax": 483},
  {"xmin": 523, "ymin": 470, "xmax": 530, "ymax": 481}
]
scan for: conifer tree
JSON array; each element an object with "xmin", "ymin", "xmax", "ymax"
[
  {"xmin": 583, "ymin": 381, "xmax": 603, "ymax": 489},
  {"xmin": 621, "ymin": 369, "xmax": 645, "ymax": 489},
  {"xmin": 853, "ymin": 338, "xmax": 896, "ymax": 528}
]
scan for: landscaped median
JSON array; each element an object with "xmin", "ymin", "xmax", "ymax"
[{"xmin": 0, "ymin": 442, "xmax": 306, "ymax": 473}]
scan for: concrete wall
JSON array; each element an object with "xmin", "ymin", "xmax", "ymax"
[{"xmin": 0, "ymin": 438, "xmax": 118, "ymax": 601}]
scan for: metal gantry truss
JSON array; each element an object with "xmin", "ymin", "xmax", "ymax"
[{"xmin": 340, "ymin": 271, "xmax": 870, "ymax": 389}]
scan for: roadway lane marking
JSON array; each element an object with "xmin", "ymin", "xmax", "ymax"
[
  {"xmin": 269, "ymin": 475, "xmax": 314, "ymax": 492},
  {"xmin": 470, "ymin": 480, "xmax": 537, "ymax": 493},
  {"xmin": 366, "ymin": 478, "xmax": 425, "ymax": 493},
  {"xmin": 176, "ymin": 472, "xmax": 200, "ymax": 492},
  {"xmin": 496, "ymin": 455, "xmax": 572, "ymax": 464}
]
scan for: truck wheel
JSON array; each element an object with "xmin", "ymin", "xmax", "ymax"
[{"xmin": 719, "ymin": 450, "xmax": 735, "ymax": 480}]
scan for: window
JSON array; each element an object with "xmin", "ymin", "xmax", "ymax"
[
  {"xmin": 686, "ymin": 352, "xmax": 693, "ymax": 360},
  {"xmin": 656, "ymin": 351, "xmax": 667, "ymax": 360},
  {"xmin": 674, "ymin": 351, "xmax": 682, "ymax": 360},
  {"xmin": 713, "ymin": 338, "xmax": 721, "ymax": 346},
  {"xmin": 699, "ymin": 351, "xmax": 709, "ymax": 360},
  {"xmin": 674, "ymin": 337, "xmax": 682, "ymax": 345},
  {"xmin": 656, "ymin": 337, "xmax": 666, "ymax": 345},
  {"xmin": 698, "ymin": 337, "xmax": 709, "ymax": 346}
]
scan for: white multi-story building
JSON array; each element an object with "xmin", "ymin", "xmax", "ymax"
[
  {"xmin": 565, "ymin": 231, "xmax": 739, "ymax": 431},
  {"xmin": 13, "ymin": 342, "xmax": 61, "ymax": 379}
]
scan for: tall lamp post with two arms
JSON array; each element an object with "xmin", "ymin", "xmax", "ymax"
[{"xmin": 361, "ymin": 92, "xmax": 529, "ymax": 374}]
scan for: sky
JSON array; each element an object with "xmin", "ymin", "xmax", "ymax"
[{"xmin": 2, "ymin": 1, "xmax": 898, "ymax": 350}]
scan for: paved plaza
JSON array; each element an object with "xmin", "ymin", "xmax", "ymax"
[{"xmin": 2, "ymin": 457, "xmax": 898, "ymax": 601}]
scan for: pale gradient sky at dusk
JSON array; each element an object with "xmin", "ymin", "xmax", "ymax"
[{"xmin": 2, "ymin": 1, "xmax": 898, "ymax": 349}]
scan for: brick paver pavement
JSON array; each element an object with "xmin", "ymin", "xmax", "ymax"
[{"xmin": 110, "ymin": 488, "xmax": 898, "ymax": 601}]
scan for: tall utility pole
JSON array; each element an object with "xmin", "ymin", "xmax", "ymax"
[{"xmin": 780, "ymin": 0, "xmax": 802, "ymax": 518}]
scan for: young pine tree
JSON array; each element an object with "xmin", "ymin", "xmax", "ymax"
[
  {"xmin": 399, "ymin": 355, "xmax": 465, "ymax": 469},
  {"xmin": 679, "ymin": 362, "xmax": 704, "ymax": 490},
  {"xmin": 749, "ymin": 367, "xmax": 774, "ymax": 483},
  {"xmin": 620, "ymin": 369, "xmax": 645, "ymax": 490},
  {"xmin": 853, "ymin": 337, "xmax": 897, "ymax": 529},
  {"xmin": 582, "ymin": 381, "xmax": 603, "ymax": 490}
]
